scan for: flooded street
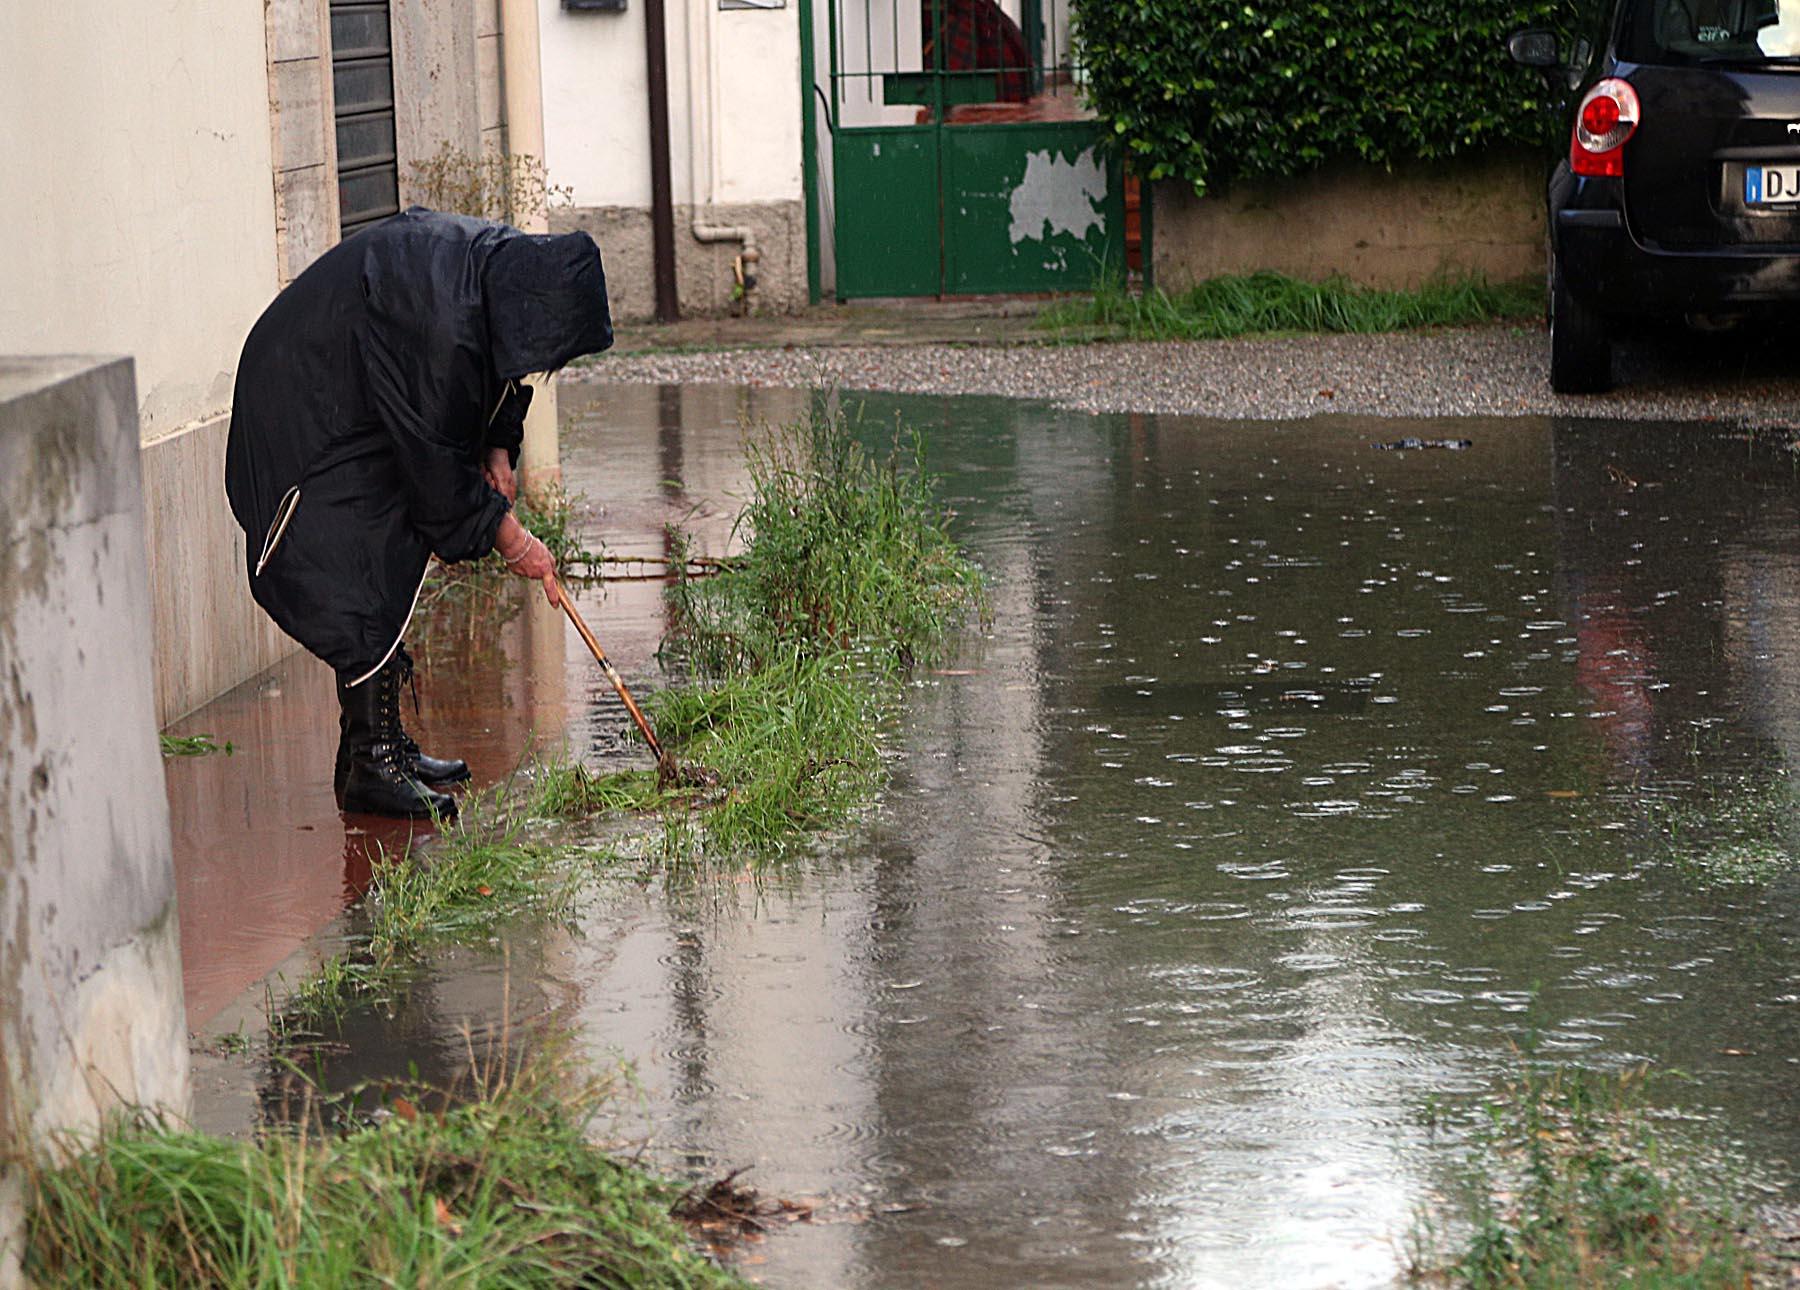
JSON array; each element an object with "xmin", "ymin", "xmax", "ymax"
[{"xmin": 171, "ymin": 384, "xmax": 1800, "ymax": 1286}]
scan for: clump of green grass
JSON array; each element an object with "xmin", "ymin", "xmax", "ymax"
[
  {"xmin": 364, "ymin": 793, "xmax": 574, "ymax": 961},
  {"xmin": 662, "ymin": 404, "xmax": 985, "ymax": 676},
  {"xmin": 1040, "ymin": 271, "xmax": 1542, "ymax": 342},
  {"xmin": 293, "ymin": 405, "xmax": 983, "ymax": 1013},
  {"xmin": 1413, "ymin": 1063, "xmax": 1754, "ymax": 1287},
  {"xmin": 527, "ymin": 759, "xmax": 662, "ymax": 820},
  {"xmin": 647, "ymin": 650, "xmax": 884, "ymax": 855},
  {"xmin": 622, "ymin": 403, "xmax": 983, "ymax": 859},
  {"xmin": 158, "ymin": 734, "xmax": 233, "ymax": 758},
  {"xmin": 21, "ymin": 1049, "xmax": 741, "ymax": 1289}
]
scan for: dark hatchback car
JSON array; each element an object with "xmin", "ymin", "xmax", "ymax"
[{"xmin": 1511, "ymin": 0, "xmax": 1800, "ymax": 392}]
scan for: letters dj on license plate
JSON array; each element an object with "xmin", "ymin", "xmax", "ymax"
[{"xmin": 1746, "ymin": 164, "xmax": 1800, "ymax": 204}]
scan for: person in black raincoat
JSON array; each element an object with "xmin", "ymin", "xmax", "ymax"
[{"xmin": 226, "ymin": 207, "xmax": 613, "ymax": 818}]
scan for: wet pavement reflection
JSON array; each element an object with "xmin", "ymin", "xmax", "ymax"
[{"xmin": 170, "ymin": 386, "xmax": 1800, "ymax": 1287}]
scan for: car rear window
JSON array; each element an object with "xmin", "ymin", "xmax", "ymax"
[{"xmin": 1620, "ymin": 0, "xmax": 1800, "ymax": 63}]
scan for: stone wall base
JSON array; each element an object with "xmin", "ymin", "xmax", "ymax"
[
  {"xmin": 552, "ymin": 200, "xmax": 807, "ymax": 323},
  {"xmin": 1152, "ymin": 151, "xmax": 1546, "ymax": 292},
  {"xmin": 142, "ymin": 413, "xmax": 297, "ymax": 725}
]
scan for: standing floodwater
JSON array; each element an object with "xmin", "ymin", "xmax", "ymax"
[{"xmin": 555, "ymin": 391, "xmax": 1800, "ymax": 1288}]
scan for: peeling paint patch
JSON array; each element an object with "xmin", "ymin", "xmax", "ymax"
[{"xmin": 1007, "ymin": 149, "xmax": 1107, "ymax": 245}]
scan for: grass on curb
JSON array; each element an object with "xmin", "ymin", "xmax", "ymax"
[
  {"xmin": 1411, "ymin": 1061, "xmax": 1755, "ymax": 1287},
  {"xmin": 21, "ymin": 1048, "xmax": 741, "ymax": 1289},
  {"xmin": 1039, "ymin": 271, "xmax": 1543, "ymax": 343}
]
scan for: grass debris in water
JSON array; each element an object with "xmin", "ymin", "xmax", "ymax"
[
  {"xmin": 1412, "ymin": 1061, "xmax": 1755, "ymax": 1287},
  {"xmin": 158, "ymin": 733, "xmax": 233, "ymax": 758}
]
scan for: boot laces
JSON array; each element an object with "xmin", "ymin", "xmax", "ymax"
[{"xmin": 397, "ymin": 643, "xmax": 422, "ymax": 718}]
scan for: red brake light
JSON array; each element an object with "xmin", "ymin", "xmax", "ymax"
[{"xmin": 1571, "ymin": 79, "xmax": 1639, "ymax": 178}]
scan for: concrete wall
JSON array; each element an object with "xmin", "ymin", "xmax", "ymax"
[
  {"xmin": 540, "ymin": 0, "xmax": 807, "ymax": 320},
  {"xmin": 0, "ymin": 358, "xmax": 191, "ymax": 1284},
  {"xmin": 1151, "ymin": 151, "xmax": 1547, "ymax": 292}
]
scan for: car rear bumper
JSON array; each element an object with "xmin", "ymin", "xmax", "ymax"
[{"xmin": 1552, "ymin": 173, "xmax": 1800, "ymax": 316}]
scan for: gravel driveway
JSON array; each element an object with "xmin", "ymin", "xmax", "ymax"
[{"xmin": 572, "ymin": 324, "xmax": 1800, "ymax": 426}]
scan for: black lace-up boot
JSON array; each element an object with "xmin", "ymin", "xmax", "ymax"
[
  {"xmin": 394, "ymin": 643, "xmax": 470, "ymax": 785},
  {"xmin": 334, "ymin": 658, "xmax": 456, "ymax": 818}
]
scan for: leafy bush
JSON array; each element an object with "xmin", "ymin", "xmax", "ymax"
[{"xmin": 1074, "ymin": 0, "xmax": 1576, "ymax": 192}]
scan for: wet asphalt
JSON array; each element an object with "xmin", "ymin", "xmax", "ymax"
[{"xmin": 575, "ymin": 322, "xmax": 1800, "ymax": 428}]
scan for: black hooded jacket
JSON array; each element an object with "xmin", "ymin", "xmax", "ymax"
[{"xmin": 225, "ymin": 209, "xmax": 612, "ymax": 681}]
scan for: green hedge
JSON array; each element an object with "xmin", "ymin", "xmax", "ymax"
[{"xmin": 1074, "ymin": 0, "xmax": 1573, "ymax": 192}]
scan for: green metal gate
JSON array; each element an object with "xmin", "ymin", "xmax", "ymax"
[{"xmin": 825, "ymin": 0, "xmax": 1124, "ymax": 298}]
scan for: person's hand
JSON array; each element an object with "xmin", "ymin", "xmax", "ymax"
[
  {"xmin": 484, "ymin": 447, "xmax": 517, "ymax": 504},
  {"xmin": 496, "ymin": 516, "xmax": 560, "ymax": 606}
]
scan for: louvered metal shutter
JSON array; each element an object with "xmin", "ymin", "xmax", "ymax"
[{"xmin": 330, "ymin": 1, "xmax": 400, "ymax": 234}]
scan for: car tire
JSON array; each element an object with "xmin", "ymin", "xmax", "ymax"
[{"xmin": 1549, "ymin": 251, "xmax": 1612, "ymax": 394}]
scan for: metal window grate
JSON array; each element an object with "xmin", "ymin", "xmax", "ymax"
[{"xmin": 331, "ymin": 0, "xmax": 400, "ymax": 234}]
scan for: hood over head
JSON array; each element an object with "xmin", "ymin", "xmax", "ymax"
[{"xmin": 482, "ymin": 230, "xmax": 614, "ymax": 379}]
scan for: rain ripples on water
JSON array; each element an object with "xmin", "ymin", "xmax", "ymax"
[{"xmin": 529, "ymin": 392, "xmax": 1800, "ymax": 1288}]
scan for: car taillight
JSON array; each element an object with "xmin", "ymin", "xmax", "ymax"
[{"xmin": 1570, "ymin": 79, "xmax": 1640, "ymax": 178}]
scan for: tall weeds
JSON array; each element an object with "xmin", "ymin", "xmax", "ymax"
[
  {"xmin": 662, "ymin": 405, "xmax": 984, "ymax": 676},
  {"xmin": 1040, "ymin": 271, "xmax": 1542, "ymax": 342},
  {"xmin": 643, "ymin": 403, "xmax": 984, "ymax": 859}
]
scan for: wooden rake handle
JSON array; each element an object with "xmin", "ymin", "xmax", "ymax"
[{"xmin": 550, "ymin": 574, "xmax": 675, "ymax": 777}]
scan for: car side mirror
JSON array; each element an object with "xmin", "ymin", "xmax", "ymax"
[{"xmin": 1507, "ymin": 29, "xmax": 1562, "ymax": 68}]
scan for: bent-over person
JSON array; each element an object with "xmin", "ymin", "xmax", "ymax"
[{"xmin": 226, "ymin": 207, "xmax": 613, "ymax": 818}]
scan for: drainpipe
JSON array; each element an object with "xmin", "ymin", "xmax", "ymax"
[
  {"xmin": 644, "ymin": 0, "xmax": 681, "ymax": 321},
  {"xmin": 684, "ymin": 0, "xmax": 760, "ymax": 307},
  {"xmin": 499, "ymin": 0, "xmax": 560, "ymax": 488}
]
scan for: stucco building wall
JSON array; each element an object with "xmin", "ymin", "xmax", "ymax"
[
  {"xmin": 540, "ymin": 0, "xmax": 807, "ymax": 320},
  {"xmin": 0, "ymin": 4, "xmax": 282, "ymax": 444},
  {"xmin": 1, "ymin": 0, "xmax": 535, "ymax": 724}
]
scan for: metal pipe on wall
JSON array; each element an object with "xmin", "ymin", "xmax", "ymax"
[{"xmin": 683, "ymin": 0, "xmax": 759, "ymax": 302}]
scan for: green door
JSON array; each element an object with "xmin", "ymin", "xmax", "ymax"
[{"xmin": 824, "ymin": 0, "xmax": 1124, "ymax": 299}]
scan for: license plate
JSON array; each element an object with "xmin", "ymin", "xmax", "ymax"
[{"xmin": 1745, "ymin": 164, "xmax": 1800, "ymax": 204}]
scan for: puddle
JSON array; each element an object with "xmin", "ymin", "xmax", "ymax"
[{"xmin": 171, "ymin": 387, "xmax": 1800, "ymax": 1287}]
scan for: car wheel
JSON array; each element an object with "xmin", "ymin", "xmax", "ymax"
[{"xmin": 1549, "ymin": 251, "xmax": 1612, "ymax": 394}]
